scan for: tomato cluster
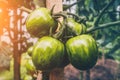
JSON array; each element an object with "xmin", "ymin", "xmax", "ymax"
[{"xmin": 25, "ymin": 7, "xmax": 98, "ymax": 72}]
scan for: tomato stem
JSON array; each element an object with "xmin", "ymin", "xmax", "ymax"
[
  {"xmin": 94, "ymin": 0, "xmax": 115, "ymax": 26},
  {"xmin": 53, "ymin": 12, "xmax": 67, "ymax": 19},
  {"xmin": 86, "ymin": 20, "xmax": 120, "ymax": 33},
  {"xmin": 53, "ymin": 19, "xmax": 67, "ymax": 40},
  {"xmin": 67, "ymin": 12, "xmax": 79, "ymax": 20},
  {"xmin": 53, "ymin": 11, "xmax": 87, "ymax": 23},
  {"xmin": 63, "ymin": 0, "xmax": 81, "ymax": 10},
  {"xmin": 50, "ymin": 5, "xmax": 56, "ymax": 15}
]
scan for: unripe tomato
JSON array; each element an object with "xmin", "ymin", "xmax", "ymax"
[
  {"xmin": 23, "ymin": 75, "xmax": 33, "ymax": 80},
  {"xmin": 32, "ymin": 36, "xmax": 65, "ymax": 71},
  {"xmin": 26, "ymin": 8, "xmax": 57, "ymax": 38},
  {"xmin": 66, "ymin": 18, "xmax": 86, "ymax": 36},
  {"xmin": 21, "ymin": 53, "xmax": 36, "ymax": 77},
  {"xmin": 66, "ymin": 35, "xmax": 98, "ymax": 70},
  {"xmin": 25, "ymin": 58, "xmax": 36, "ymax": 75},
  {"xmin": 27, "ymin": 46, "xmax": 34, "ymax": 56}
]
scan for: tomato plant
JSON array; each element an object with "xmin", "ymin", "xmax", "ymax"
[
  {"xmin": 1, "ymin": 0, "xmax": 120, "ymax": 80},
  {"xmin": 25, "ymin": 7, "xmax": 99, "ymax": 71}
]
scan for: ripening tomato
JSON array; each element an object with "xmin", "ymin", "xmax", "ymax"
[
  {"xmin": 27, "ymin": 46, "xmax": 34, "ymax": 56},
  {"xmin": 66, "ymin": 34, "xmax": 98, "ymax": 70},
  {"xmin": 26, "ymin": 8, "xmax": 57, "ymax": 38},
  {"xmin": 66, "ymin": 18, "xmax": 86, "ymax": 36},
  {"xmin": 31, "ymin": 36, "xmax": 65, "ymax": 71}
]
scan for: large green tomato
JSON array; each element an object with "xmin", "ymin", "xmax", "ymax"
[
  {"xmin": 32, "ymin": 36, "xmax": 65, "ymax": 71},
  {"xmin": 66, "ymin": 35, "xmax": 98, "ymax": 70},
  {"xmin": 66, "ymin": 18, "xmax": 86, "ymax": 36},
  {"xmin": 26, "ymin": 8, "xmax": 57, "ymax": 38}
]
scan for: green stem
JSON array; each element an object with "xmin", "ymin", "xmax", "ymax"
[
  {"xmin": 86, "ymin": 21, "xmax": 120, "ymax": 33},
  {"xmin": 80, "ymin": 71, "xmax": 83, "ymax": 80},
  {"xmin": 50, "ymin": 5, "xmax": 56, "ymax": 15},
  {"xmin": 63, "ymin": 0, "xmax": 81, "ymax": 10},
  {"xmin": 67, "ymin": 12, "xmax": 80, "ymax": 20},
  {"xmin": 53, "ymin": 12, "xmax": 67, "ymax": 19},
  {"xmin": 106, "ymin": 42, "xmax": 120, "ymax": 57},
  {"xmin": 53, "ymin": 19, "xmax": 66, "ymax": 39},
  {"xmin": 94, "ymin": 0, "xmax": 115, "ymax": 26},
  {"xmin": 85, "ymin": 70, "xmax": 90, "ymax": 80}
]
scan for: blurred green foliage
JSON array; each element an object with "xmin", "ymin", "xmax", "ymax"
[{"xmin": 74, "ymin": 0, "xmax": 120, "ymax": 61}]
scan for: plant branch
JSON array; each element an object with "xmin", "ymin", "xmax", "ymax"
[
  {"xmin": 86, "ymin": 21, "xmax": 120, "ymax": 33},
  {"xmin": 94, "ymin": 0, "xmax": 115, "ymax": 26},
  {"xmin": 50, "ymin": 5, "xmax": 56, "ymax": 15},
  {"xmin": 106, "ymin": 43, "xmax": 120, "ymax": 56},
  {"xmin": 66, "ymin": 12, "xmax": 87, "ymax": 22},
  {"xmin": 63, "ymin": 0, "xmax": 81, "ymax": 10},
  {"xmin": 19, "ymin": 6, "xmax": 32, "ymax": 13},
  {"xmin": 67, "ymin": 12, "xmax": 80, "ymax": 20},
  {"xmin": 53, "ymin": 12, "xmax": 67, "ymax": 19},
  {"xmin": 53, "ymin": 19, "xmax": 66, "ymax": 39},
  {"xmin": 85, "ymin": 70, "xmax": 90, "ymax": 80}
]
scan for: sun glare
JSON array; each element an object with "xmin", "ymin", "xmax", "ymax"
[{"xmin": 0, "ymin": 9, "xmax": 2, "ymax": 13}]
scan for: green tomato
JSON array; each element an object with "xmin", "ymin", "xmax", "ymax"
[
  {"xmin": 25, "ymin": 58, "xmax": 36, "ymax": 75},
  {"xmin": 32, "ymin": 36, "xmax": 65, "ymax": 71},
  {"xmin": 26, "ymin": 8, "xmax": 57, "ymax": 38},
  {"xmin": 27, "ymin": 46, "xmax": 34, "ymax": 56},
  {"xmin": 21, "ymin": 53, "xmax": 36, "ymax": 78},
  {"xmin": 23, "ymin": 75, "xmax": 33, "ymax": 80},
  {"xmin": 66, "ymin": 35, "xmax": 98, "ymax": 70},
  {"xmin": 66, "ymin": 18, "xmax": 87, "ymax": 36}
]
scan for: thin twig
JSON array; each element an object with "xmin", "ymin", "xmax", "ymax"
[
  {"xmin": 53, "ymin": 12, "xmax": 67, "ymax": 19},
  {"xmin": 19, "ymin": 6, "xmax": 32, "ymax": 13},
  {"xmin": 94, "ymin": 0, "xmax": 115, "ymax": 26},
  {"xmin": 86, "ymin": 21, "xmax": 120, "ymax": 33},
  {"xmin": 105, "ymin": 43, "xmax": 120, "ymax": 58},
  {"xmin": 67, "ymin": 12, "xmax": 80, "ymax": 20},
  {"xmin": 50, "ymin": 4, "xmax": 56, "ymax": 15},
  {"xmin": 85, "ymin": 70, "xmax": 90, "ymax": 80},
  {"xmin": 63, "ymin": 0, "xmax": 81, "ymax": 10},
  {"xmin": 53, "ymin": 19, "xmax": 66, "ymax": 39}
]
